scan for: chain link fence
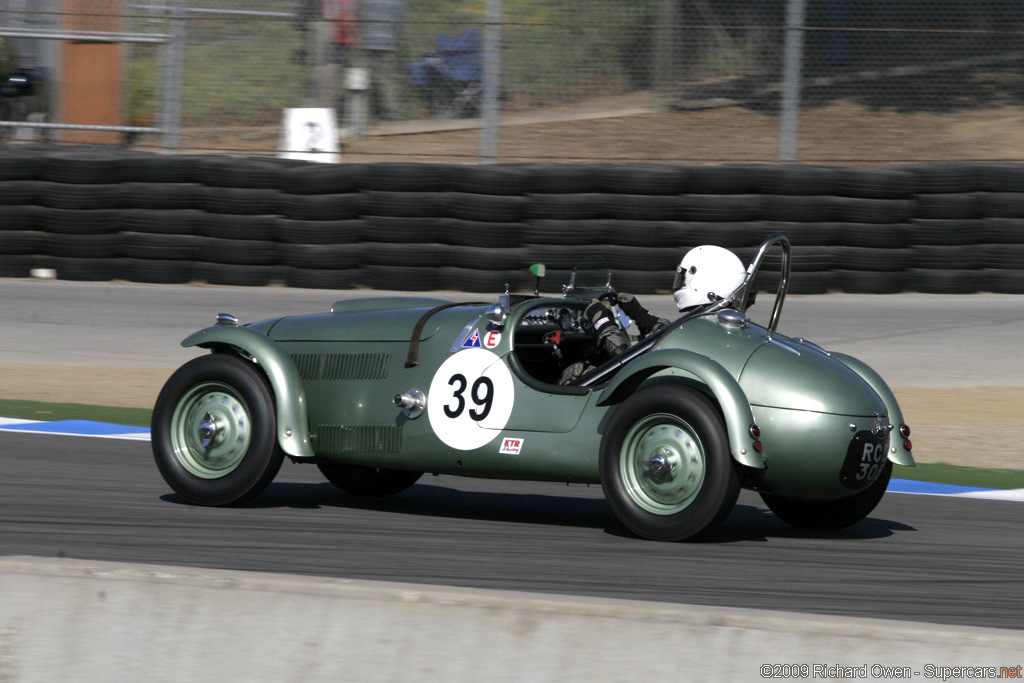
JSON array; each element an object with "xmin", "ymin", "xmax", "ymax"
[{"xmin": 2, "ymin": 0, "xmax": 1024, "ymax": 163}]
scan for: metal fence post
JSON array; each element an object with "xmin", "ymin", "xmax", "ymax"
[
  {"xmin": 479, "ymin": 0, "xmax": 500, "ymax": 164},
  {"xmin": 161, "ymin": 0, "xmax": 186, "ymax": 151},
  {"xmin": 778, "ymin": 0, "xmax": 805, "ymax": 162}
]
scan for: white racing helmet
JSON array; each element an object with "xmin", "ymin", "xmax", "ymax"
[{"xmin": 672, "ymin": 245, "xmax": 747, "ymax": 311}]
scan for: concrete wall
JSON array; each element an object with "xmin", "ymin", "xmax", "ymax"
[{"xmin": 1, "ymin": 556, "xmax": 1022, "ymax": 682}]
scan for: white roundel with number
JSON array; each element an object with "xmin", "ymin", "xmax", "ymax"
[{"xmin": 428, "ymin": 348, "xmax": 515, "ymax": 451}]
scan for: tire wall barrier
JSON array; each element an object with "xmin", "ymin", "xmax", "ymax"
[{"xmin": 2, "ymin": 146, "xmax": 1024, "ymax": 294}]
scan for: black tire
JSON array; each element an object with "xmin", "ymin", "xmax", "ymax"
[
  {"xmin": 835, "ymin": 168, "xmax": 914, "ymax": 199},
  {"xmin": 317, "ymin": 462, "xmax": 423, "ymax": 497},
  {"xmin": 913, "ymin": 193, "xmax": 980, "ymax": 220},
  {"xmin": 119, "ymin": 232, "xmax": 198, "ymax": 260},
  {"xmin": 360, "ymin": 216, "xmax": 443, "ymax": 243},
  {"xmin": 761, "ymin": 195, "xmax": 838, "ymax": 223},
  {"xmin": 276, "ymin": 218, "xmax": 363, "ymax": 244},
  {"xmin": 438, "ymin": 219, "xmax": 521, "ymax": 248},
  {"xmin": 760, "ymin": 461, "xmax": 892, "ymax": 531},
  {"xmin": 756, "ymin": 164, "xmax": 838, "ymax": 196},
  {"xmin": 526, "ymin": 163, "xmax": 603, "ymax": 194},
  {"xmin": 446, "ymin": 245, "xmax": 527, "ymax": 270},
  {"xmin": 599, "ymin": 164, "xmax": 686, "ymax": 195},
  {"xmin": 833, "ymin": 197, "xmax": 913, "ymax": 224},
  {"xmin": 1, "ymin": 205, "xmax": 39, "ymax": 230},
  {"xmin": 284, "ymin": 266, "xmax": 364, "ymax": 290},
  {"xmin": 52, "ymin": 256, "xmax": 119, "ymax": 281},
  {"xmin": 41, "ymin": 182, "xmax": 124, "ymax": 210},
  {"xmin": 279, "ymin": 193, "xmax": 361, "ymax": 221},
  {"xmin": 195, "ymin": 156, "xmax": 281, "ymax": 189},
  {"xmin": 447, "ymin": 164, "xmax": 531, "ymax": 196},
  {"xmin": 684, "ymin": 194, "xmax": 763, "ymax": 222},
  {"xmin": 121, "ymin": 208, "xmax": 204, "ymax": 235},
  {"xmin": 196, "ymin": 263, "xmax": 280, "ymax": 287},
  {"xmin": 365, "ymin": 162, "xmax": 455, "ymax": 192},
  {"xmin": 281, "ymin": 243, "xmax": 365, "ymax": 269},
  {"xmin": 123, "ymin": 258, "xmax": 195, "ymax": 284},
  {"xmin": 151, "ymin": 354, "xmax": 284, "ymax": 506},
  {"xmin": 200, "ymin": 187, "xmax": 281, "ymax": 216},
  {"xmin": 979, "ymin": 192, "xmax": 1024, "ymax": 219},
  {"xmin": 361, "ymin": 190, "xmax": 441, "ymax": 218},
  {"xmin": 124, "ymin": 182, "xmax": 202, "ymax": 210},
  {"xmin": 685, "ymin": 164, "xmax": 764, "ymax": 194},
  {"xmin": 520, "ymin": 219, "xmax": 607, "ymax": 245},
  {"xmin": 603, "ymin": 194, "xmax": 687, "ymax": 222},
  {"xmin": 599, "ymin": 386, "xmax": 740, "ymax": 541},
  {"xmin": 43, "ymin": 151, "xmax": 126, "ymax": 184},
  {"xmin": 442, "ymin": 192, "xmax": 529, "ymax": 222},
  {"xmin": 0, "ymin": 180, "xmax": 44, "ymax": 205},
  {"xmin": 280, "ymin": 163, "xmax": 365, "ymax": 195}
]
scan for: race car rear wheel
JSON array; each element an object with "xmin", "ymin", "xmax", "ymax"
[
  {"xmin": 317, "ymin": 462, "xmax": 423, "ymax": 497},
  {"xmin": 759, "ymin": 460, "xmax": 892, "ymax": 531},
  {"xmin": 152, "ymin": 354, "xmax": 284, "ymax": 506},
  {"xmin": 600, "ymin": 386, "xmax": 740, "ymax": 541}
]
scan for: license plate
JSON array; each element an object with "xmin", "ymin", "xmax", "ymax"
[{"xmin": 839, "ymin": 431, "xmax": 890, "ymax": 490}]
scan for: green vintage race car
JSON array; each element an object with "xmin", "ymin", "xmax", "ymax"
[{"xmin": 152, "ymin": 234, "xmax": 914, "ymax": 541}]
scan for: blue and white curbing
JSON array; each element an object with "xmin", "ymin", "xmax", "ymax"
[
  {"xmin": 0, "ymin": 417, "xmax": 150, "ymax": 441},
  {"xmin": 2, "ymin": 417, "xmax": 1022, "ymax": 501}
]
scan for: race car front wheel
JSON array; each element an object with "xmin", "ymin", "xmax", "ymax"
[
  {"xmin": 600, "ymin": 385, "xmax": 740, "ymax": 541},
  {"xmin": 152, "ymin": 354, "xmax": 284, "ymax": 506},
  {"xmin": 759, "ymin": 460, "xmax": 893, "ymax": 531}
]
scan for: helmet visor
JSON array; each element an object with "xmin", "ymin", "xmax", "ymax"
[{"xmin": 672, "ymin": 264, "xmax": 695, "ymax": 292}]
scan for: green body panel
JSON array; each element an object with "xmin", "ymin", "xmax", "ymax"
[
  {"xmin": 750, "ymin": 406, "xmax": 890, "ymax": 499},
  {"xmin": 181, "ymin": 325, "xmax": 314, "ymax": 459},
  {"xmin": 176, "ymin": 292, "xmax": 912, "ymax": 499},
  {"xmin": 330, "ymin": 297, "xmax": 452, "ymax": 315},
  {"xmin": 742, "ymin": 343, "xmax": 886, "ymax": 416},
  {"xmin": 271, "ymin": 306, "xmax": 449, "ymax": 342},
  {"xmin": 830, "ymin": 351, "xmax": 915, "ymax": 467},
  {"xmin": 597, "ymin": 348, "xmax": 762, "ymax": 469}
]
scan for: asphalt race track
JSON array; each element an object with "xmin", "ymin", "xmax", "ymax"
[
  {"xmin": 2, "ymin": 280, "xmax": 1024, "ymax": 633},
  {"xmin": 1, "ymin": 429, "xmax": 1021, "ymax": 631}
]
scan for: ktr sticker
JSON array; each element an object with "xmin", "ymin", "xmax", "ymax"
[
  {"xmin": 483, "ymin": 330, "xmax": 501, "ymax": 349},
  {"xmin": 499, "ymin": 437, "xmax": 524, "ymax": 454}
]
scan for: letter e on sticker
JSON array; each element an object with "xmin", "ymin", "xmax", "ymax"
[
  {"xmin": 483, "ymin": 330, "xmax": 502, "ymax": 348},
  {"xmin": 499, "ymin": 437, "xmax": 523, "ymax": 454}
]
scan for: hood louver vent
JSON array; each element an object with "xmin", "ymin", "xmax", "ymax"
[
  {"xmin": 315, "ymin": 424, "xmax": 402, "ymax": 455},
  {"xmin": 291, "ymin": 352, "xmax": 390, "ymax": 381}
]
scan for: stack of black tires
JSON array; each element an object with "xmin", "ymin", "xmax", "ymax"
[{"xmin": 1, "ymin": 147, "xmax": 1022, "ymax": 295}]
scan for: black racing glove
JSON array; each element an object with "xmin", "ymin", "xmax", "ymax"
[
  {"xmin": 585, "ymin": 302, "xmax": 629, "ymax": 357},
  {"xmin": 617, "ymin": 293, "xmax": 669, "ymax": 337}
]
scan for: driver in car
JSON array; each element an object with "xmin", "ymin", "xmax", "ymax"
[{"xmin": 558, "ymin": 245, "xmax": 747, "ymax": 385}]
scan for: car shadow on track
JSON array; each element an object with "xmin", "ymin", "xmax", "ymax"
[{"xmin": 164, "ymin": 481, "xmax": 915, "ymax": 543}]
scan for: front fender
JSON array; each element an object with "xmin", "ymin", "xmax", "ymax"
[
  {"xmin": 597, "ymin": 349, "xmax": 763, "ymax": 469},
  {"xmin": 830, "ymin": 351, "xmax": 916, "ymax": 467},
  {"xmin": 182, "ymin": 325, "xmax": 313, "ymax": 459}
]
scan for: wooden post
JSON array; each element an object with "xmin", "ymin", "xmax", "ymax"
[{"xmin": 60, "ymin": 0, "xmax": 123, "ymax": 144}]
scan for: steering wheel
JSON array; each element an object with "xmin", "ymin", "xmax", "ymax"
[{"xmin": 597, "ymin": 290, "xmax": 618, "ymax": 305}]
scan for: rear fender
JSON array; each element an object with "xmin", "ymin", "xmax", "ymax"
[
  {"xmin": 597, "ymin": 349, "xmax": 763, "ymax": 469},
  {"xmin": 830, "ymin": 352, "xmax": 915, "ymax": 467},
  {"xmin": 182, "ymin": 325, "xmax": 313, "ymax": 459}
]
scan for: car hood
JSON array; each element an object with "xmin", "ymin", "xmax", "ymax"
[{"xmin": 263, "ymin": 298, "xmax": 488, "ymax": 343}]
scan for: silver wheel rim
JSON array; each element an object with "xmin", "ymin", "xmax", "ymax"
[
  {"xmin": 170, "ymin": 381, "xmax": 252, "ymax": 479},
  {"xmin": 619, "ymin": 413, "xmax": 706, "ymax": 515}
]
